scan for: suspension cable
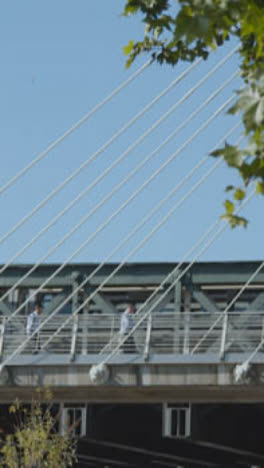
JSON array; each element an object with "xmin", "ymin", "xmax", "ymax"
[
  {"xmin": 0, "ymin": 92, "xmax": 235, "ymax": 313},
  {"xmin": 42, "ymin": 132, "xmax": 242, "ymax": 354},
  {"xmin": 0, "ymin": 69, "xmax": 238, "ymax": 275},
  {"xmin": 0, "ymin": 59, "xmax": 203, "ymax": 244},
  {"xmin": 229, "ymin": 260, "xmax": 264, "ymax": 375},
  {"xmin": 0, "ymin": 60, "xmax": 151, "ymax": 197},
  {"xmin": 3, "ymin": 129, "xmax": 243, "ymax": 364},
  {"xmin": 191, "ymin": 258, "xmax": 264, "ymax": 354},
  {"xmin": 99, "ymin": 190, "xmax": 255, "ymax": 366},
  {"xmin": 0, "ymin": 185, "xmax": 253, "ymax": 373},
  {"xmin": 0, "ymin": 157, "xmax": 227, "ymax": 368},
  {"xmin": 1, "ymin": 45, "xmax": 238, "ymax": 245},
  {"xmin": 41, "ymin": 158, "xmax": 228, "ymax": 351}
]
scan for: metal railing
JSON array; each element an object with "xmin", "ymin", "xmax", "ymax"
[{"xmin": 1, "ymin": 312, "xmax": 264, "ymax": 358}]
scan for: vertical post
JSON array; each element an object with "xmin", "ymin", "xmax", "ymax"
[
  {"xmin": 162, "ymin": 403, "xmax": 170, "ymax": 438},
  {"xmin": 174, "ymin": 278, "xmax": 182, "ymax": 312},
  {"xmin": 173, "ymin": 273, "xmax": 182, "ymax": 353},
  {"xmin": 220, "ymin": 313, "xmax": 228, "ymax": 360},
  {"xmin": 70, "ymin": 272, "xmax": 80, "ymax": 361},
  {"xmin": 183, "ymin": 290, "xmax": 191, "ymax": 355},
  {"xmin": 144, "ymin": 314, "xmax": 152, "ymax": 361},
  {"xmin": 0, "ymin": 318, "xmax": 5, "ymax": 359},
  {"xmin": 261, "ymin": 317, "xmax": 264, "ymax": 343},
  {"xmin": 81, "ymin": 288, "xmax": 90, "ymax": 355},
  {"xmin": 18, "ymin": 289, "xmax": 27, "ymax": 317},
  {"xmin": 70, "ymin": 315, "xmax": 79, "ymax": 362}
]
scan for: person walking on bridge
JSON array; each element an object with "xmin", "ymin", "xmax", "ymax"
[
  {"xmin": 26, "ymin": 301, "xmax": 43, "ymax": 354},
  {"xmin": 119, "ymin": 304, "xmax": 137, "ymax": 353}
]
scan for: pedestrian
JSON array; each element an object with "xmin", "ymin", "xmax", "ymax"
[
  {"xmin": 26, "ymin": 301, "xmax": 43, "ymax": 354},
  {"xmin": 119, "ymin": 304, "xmax": 137, "ymax": 353}
]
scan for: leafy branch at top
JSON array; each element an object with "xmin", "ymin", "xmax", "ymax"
[{"xmin": 122, "ymin": 0, "xmax": 264, "ymax": 227}]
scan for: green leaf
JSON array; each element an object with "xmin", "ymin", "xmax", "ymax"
[
  {"xmin": 243, "ymin": 102, "xmax": 259, "ymax": 133},
  {"xmin": 123, "ymin": 40, "xmax": 135, "ymax": 56},
  {"xmin": 123, "ymin": 4, "xmax": 139, "ymax": 16},
  {"xmin": 121, "ymin": 0, "xmax": 264, "ymax": 227},
  {"xmin": 255, "ymin": 98, "xmax": 264, "ymax": 126},
  {"xmin": 224, "ymin": 199, "xmax": 234, "ymax": 215},
  {"xmin": 211, "ymin": 148, "xmax": 224, "ymax": 158},
  {"xmin": 224, "ymin": 144, "xmax": 244, "ymax": 168},
  {"xmin": 222, "ymin": 213, "xmax": 248, "ymax": 229},
  {"xmin": 9, "ymin": 405, "xmax": 16, "ymax": 414},
  {"xmin": 245, "ymin": 139, "xmax": 257, "ymax": 156},
  {"xmin": 230, "ymin": 215, "xmax": 248, "ymax": 228},
  {"xmin": 234, "ymin": 188, "xmax": 245, "ymax": 201},
  {"xmin": 125, "ymin": 54, "xmax": 135, "ymax": 69},
  {"xmin": 256, "ymin": 181, "xmax": 264, "ymax": 194}
]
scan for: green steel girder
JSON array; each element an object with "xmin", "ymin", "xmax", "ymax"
[
  {"xmin": 202, "ymin": 289, "xmax": 264, "ymax": 356},
  {"xmin": 41, "ymin": 291, "xmax": 71, "ymax": 318},
  {"xmin": 0, "ymin": 301, "xmax": 13, "ymax": 316},
  {"xmin": 184, "ymin": 283, "xmax": 221, "ymax": 312},
  {"xmin": 0, "ymin": 262, "xmax": 263, "ymax": 325},
  {"xmin": 88, "ymin": 289, "xmax": 118, "ymax": 315},
  {"xmin": 247, "ymin": 291, "xmax": 264, "ymax": 311},
  {"xmin": 0, "ymin": 261, "xmax": 263, "ymax": 289}
]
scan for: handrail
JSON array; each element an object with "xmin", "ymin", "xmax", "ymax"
[{"xmin": 1, "ymin": 312, "xmax": 264, "ymax": 357}]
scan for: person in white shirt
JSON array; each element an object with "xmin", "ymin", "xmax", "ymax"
[
  {"xmin": 119, "ymin": 304, "xmax": 136, "ymax": 353},
  {"xmin": 26, "ymin": 301, "xmax": 43, "ymax": 353}
]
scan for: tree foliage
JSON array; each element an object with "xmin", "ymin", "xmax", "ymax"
[
  {"xmin": 122, "ymin": 0, "xmax": 264, "ymax": 226},
  {"xmin": 0, "ymin": 388, "xmax": 76, "ymax": 468}
]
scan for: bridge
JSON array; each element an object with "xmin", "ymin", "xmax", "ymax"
[
  {"xmin": 0, "ymin": 260, "xmax": 263, "ymax": 404},
  {"xmin": 1, "ymin": 35, "xmax": 264, "ymax": 466},
  {"xmin": 0, "ymin": 261, "xmax": 264, "ymax": 466}
]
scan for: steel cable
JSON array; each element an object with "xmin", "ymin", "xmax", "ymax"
[
  {"xmin": 0, "ymin": 92, "xmax": 235, "ymax": 312},
  {"xmin": 0, "ymin": 59, "xmax": 203, "ymax": 244},
  {"xmin": 99, "ymin": 190, "xmax": 255, "ymax": 366},
  {"xmin": 0, "ymin": 70, "xmax": 238, "ymax": 279},
  {"xmin": 0, "ymin": 59, "xmax": 151, "ymax": 197},
  {"xmin": 0, "ymin": 129, "xmax": 243, "ymax": 367},
  {"xmin": 0, "ymin": 60, "xmax": 238, "ymax": 268}
]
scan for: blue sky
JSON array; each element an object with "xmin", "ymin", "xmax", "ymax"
[{"xmin": 0, "ymin": 1, "xmax": 262, "ymax": 265}]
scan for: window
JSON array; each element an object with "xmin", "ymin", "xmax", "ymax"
[
  {"xmin": 60, "ymin": 404, "xmax": 87, "ymax": 437},
  {"xmin": 162, "ymin": 403, "xmax": 191, "ymax": 438}
]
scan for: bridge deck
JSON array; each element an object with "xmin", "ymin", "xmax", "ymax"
[{"xmin": 1, "ymin": 311, "xmax": 264, "ymax": 364}]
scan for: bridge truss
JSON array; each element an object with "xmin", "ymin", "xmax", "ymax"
[{"xmin": 0, "ymin": 260, "xmax": 263, "ymax": 367}]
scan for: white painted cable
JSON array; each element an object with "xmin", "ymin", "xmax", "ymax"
[
  {"xmin": 0, "ymin": 59, "xmax": 202, "ymax": 244},
  {"xmin": 32, "ymin": 176, "xmax": 253, "ymax": 361},
  {"xmin": 38, "ymin": 124, "xmax": 241, "ymax": 350},
  {"xmin": 10, "ymin": 124, "xmax": 243, "ymax": 355},
  {"xmin": 0, "ymin": 59, "xmax": 151, "ymax": 197},
  {"xmin": 191, "ymin": 258, "xmax": 264, "ymax": 354},
  {"xmin": 230, "ymin": 260, "xmax": 264, "ymax": 370},
  {"xmin": 99, "ymin": 190, "xmax": 255, "ymax": 366},
  {"xmin": 1, "ymin": 153, "xmax": 230, "ymax": 365},
  {"xmin": 1, "ymin": 45, "xmax": 238, "ymax": 245},
  {"xmin": 190, "ymin": 148, "xmax": 254, "ymax": 354},
  {"xmin": 237, "ymin": 329, "xmax": 264, "ymax": 369},
  {"xmin": 41, "ymin": 158, "xmax": 227, "ymax": 351},
  {"xmin": 0, "ymin": 69, "xmax": 238, "ymax": 276},
  {"xmin": 1, "ymin": 145, "xmax": 251, "ymax": 369},
  {"xmin": 0, "ymin": 92, "xmax": 235, "ymax": 312},
  {"xmin": 222, "ymin": 260, "xmax": 264, "ymax": 314}
]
